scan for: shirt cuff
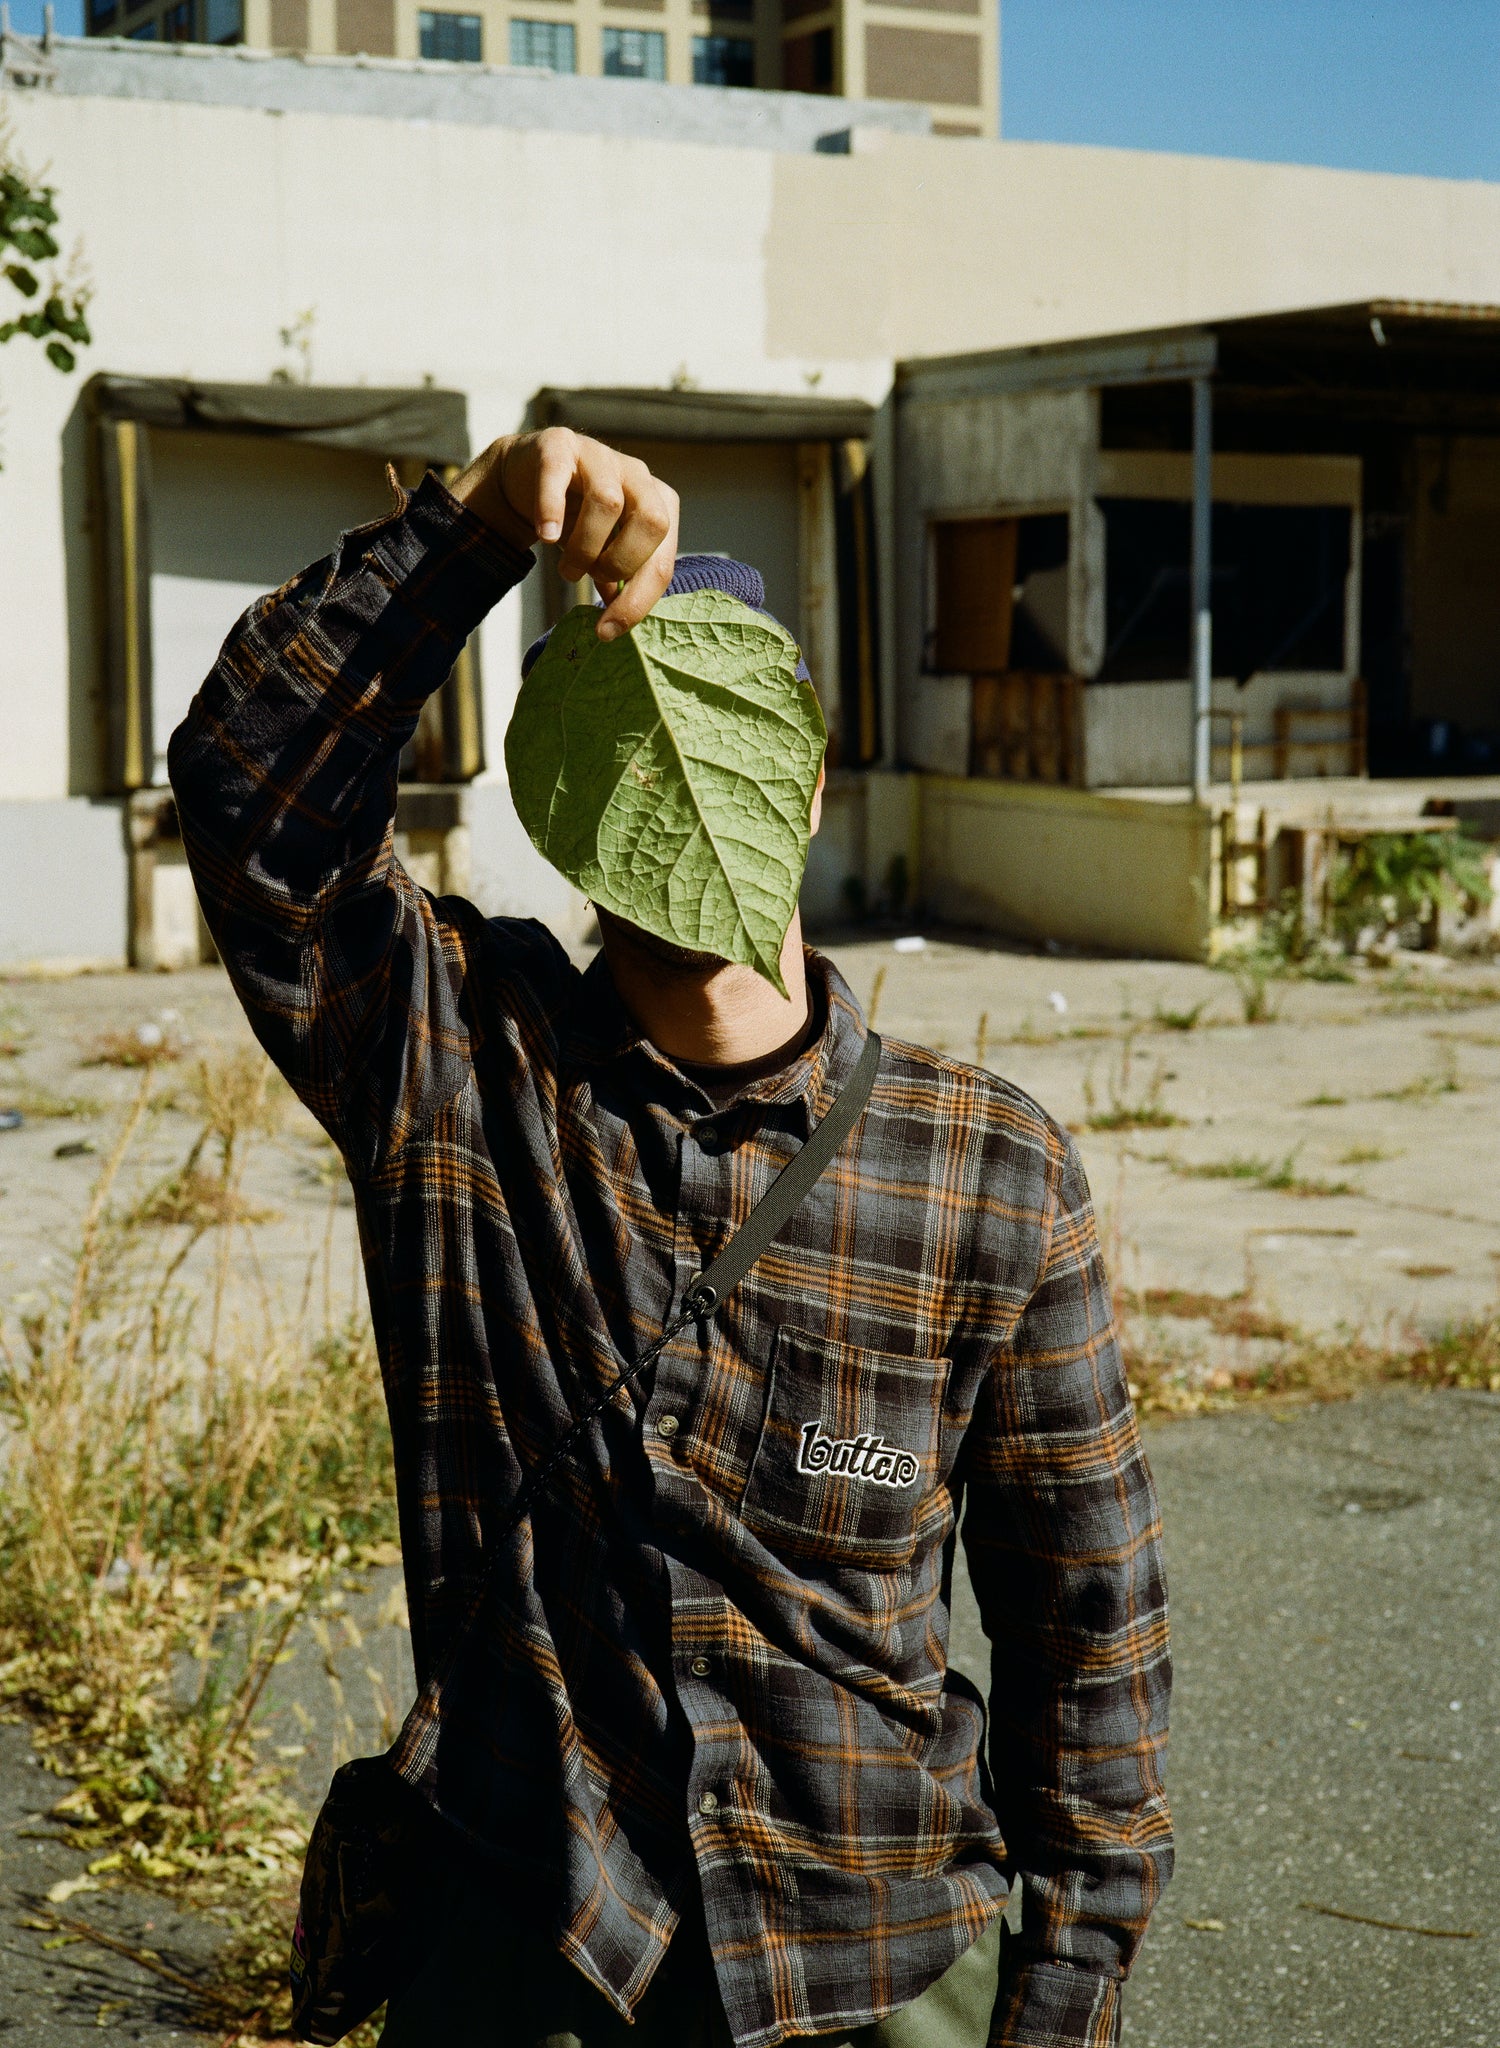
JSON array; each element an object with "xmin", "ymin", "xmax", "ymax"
[
  {"xmin": 990, "ymin": 1959, "xmax": 1121, "ymax": 2048},
  {"xmin": 332, "ymin": 468, "xmax": 536, "ymax": 715}
]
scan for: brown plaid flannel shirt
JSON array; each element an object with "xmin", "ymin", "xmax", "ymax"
[{"xmin": 169, "ymin": 475, "xmax": 1172, "ymax": 2048}]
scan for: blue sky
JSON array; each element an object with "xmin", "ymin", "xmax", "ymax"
[
  {"xmin": 9, "ymin": 0, "xmax": 1500, "ymax": 184},
  {"xmin": 1003, "ymin": 0, "xmax": 1500, "ymax": 181}
]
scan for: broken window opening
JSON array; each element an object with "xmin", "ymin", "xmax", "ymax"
[
  {"xmin": 1098, "ymin": 498, "xmax": 1351, "ymax": 684},
  {"xmin": 927, "ymin": 512, "xmax": 1070, "ymax": 674},
  {"xmin": 927, "ymin": 512, "xmax": 1079, "ymax": 784}
]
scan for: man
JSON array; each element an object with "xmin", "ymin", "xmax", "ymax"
[{"xmin": 170, "ymin": 428, "xmax": 1171, "ymax": 2048}]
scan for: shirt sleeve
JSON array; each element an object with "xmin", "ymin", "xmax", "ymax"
[
  {"xmin": 960, "ymin": 1133, "xmax": 1173, "ymax": 2048},
  {"xmin": 167, "ymin": 472, "xmax": 534, "ymax": 1171}
]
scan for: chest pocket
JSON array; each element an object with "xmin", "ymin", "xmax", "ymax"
[{"xmin": 739, "ymin": 1325, "xmax": 950, "ymax": 1570}]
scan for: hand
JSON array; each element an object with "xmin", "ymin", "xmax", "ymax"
[{"xmin": 450, "ymin": 428, "xmax": 678, "ymax": 641}]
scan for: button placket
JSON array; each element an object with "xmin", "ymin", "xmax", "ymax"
[{"xmin": 662, "ymin": 1120, "xmax": 741, "ymax": 1847}]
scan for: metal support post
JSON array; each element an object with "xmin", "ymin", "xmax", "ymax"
[{"xmin": 1190, "ymin": 375, "xmax": 1213, "ymax": 802}]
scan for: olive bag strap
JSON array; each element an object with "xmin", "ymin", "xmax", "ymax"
[{"xmin": 289, "ymin": 1030, "xmax": 882, "ymax": 2044}]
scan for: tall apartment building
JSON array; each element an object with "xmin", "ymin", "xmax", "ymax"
[{"xmin": 83, "ymin": 0, "xmax": 997, "ymax": 139}]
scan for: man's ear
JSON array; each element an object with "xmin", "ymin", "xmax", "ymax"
[{"xmin": 809, "ymin": 763, "xmax": 826, "ymax": 838}]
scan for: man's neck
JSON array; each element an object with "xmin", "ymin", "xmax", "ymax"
[{"xmin": 599, "ymin": 911, "xmax": 811, "ymax": 1066}]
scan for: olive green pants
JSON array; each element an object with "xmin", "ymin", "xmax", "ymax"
[{"xmin": 379, "ymin": 1897, "xmax": 1003, "ymax": 2048}]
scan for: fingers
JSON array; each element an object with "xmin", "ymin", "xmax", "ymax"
[
  {"xmin": 486, "ymin": 430, "xmax": 677, "ymax": 636},
  {"xmin": 556, "ymin": 471, "xmax": 629, "ymax": 586},
  {"xmin": 590, "ymin": 460, "xmax": 675, "ymax": 589},
  {"xmin": 556, "ymin": 448, "xmax": 676, "ymax": 620},
  {"xmin": 530, "ymin": 431, "xmax": 578, "ymax": 544},
  {"xmin": 597, "ymin": 485, "xmax": 679, "ymax": 640}
]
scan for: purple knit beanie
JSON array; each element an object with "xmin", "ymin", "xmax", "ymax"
[{"xmin": 520, "ymin": 554, "xmax": 811, "ymax": 681}]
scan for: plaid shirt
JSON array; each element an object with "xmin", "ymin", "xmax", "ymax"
[{"xmin": 169, "ymin": 475, "xmax": 1172, "ymax": 2048}]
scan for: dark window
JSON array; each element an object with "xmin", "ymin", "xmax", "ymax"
[
  {"xmin": 783, "ymin": 26, "xmax": 834, "ymax": 93},
  {"xmin": 1010, "ymin": 514, "xmax": 1070, "ymax": 669},
  {"xmin": 418, "ymin": 8, "xmax": 482, "ymax": 60},
  {"xmin": 163, "ymin": 1, "xmax": 193, "ymax": 37},
  {"xmin": 509, "ymin": 18, "xmax": 575, "ymax": 68},
  {"xmin": 88, "ymin": 0, "xmax": 118, "ymax": 28},
  {"xmin": 835, "ymin": 440, "xmax": 882, "ymax": 767},
  {"xmin": 203, "ymin": 0, "xmax": 242, "ymax": 38},
  {"xmin": 602, "ymin": 27, "xmax": 666, "ymax": 78},
  {"xmin": 693, "ymin": 32, "xmax": 753, "ymax": 85},
  {"xmin": 127, "ymin": 15, "xmax": 158, "ymax": 31},
  {"xmin": 1098, "ymin": 498, "xmax": 1351, "ymax": 683}
]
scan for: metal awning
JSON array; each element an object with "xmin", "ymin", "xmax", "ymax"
[
  {"xmin": 86, "ymin": 374, "xmax": 471, "ymax": 465},
  {"xmin": 533, "ymin": 386, "xmax": 877, "ymax": 443},
  {"xmin": 896, "ymin": 300, "xmax": 1500, "ymax": 431},
  {"xmin": 84, "ymin": 374, "xmax": 478, "ymax": 798},
  {"xmin": 895, "ymin": 327, "xmax": 1217, "ymax": 404}
]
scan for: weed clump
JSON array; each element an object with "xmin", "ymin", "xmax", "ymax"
[
  {"xmin": 0, "ymin": 1053, "xmax": 393, "ymax": 2035},
  {"xmin": 1081, "ymin": 1030, "xmax": 1181, "ymax": 1132},
  {"xmin": 1123, "ymin": 1293, "xmax": 1500, "ymax": 1416},
  {"xmin": 83, "ymin": 1015, "xmax": 187, "ymax": 1068}
]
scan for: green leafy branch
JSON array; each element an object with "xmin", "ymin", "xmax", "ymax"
[{"xmin": 1, "ymin": 134, "xmax": 92, "ymax": 375}]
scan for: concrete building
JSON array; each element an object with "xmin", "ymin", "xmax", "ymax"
[
  {"xmin": 880, "ymin": 308, "xmax": 1500, "ymax": 958},
  {"xmin": 2, "ymin": 34, "xmax": 1500, "ymax": 969},
  {"xmin": 80, "ymin": 0, "xmax": 997, "ymax": 141}
]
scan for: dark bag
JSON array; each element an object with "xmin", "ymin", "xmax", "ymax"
[{"xmin": 289, "ymin": 1030, "xmax": 882, "ymax": 2043}]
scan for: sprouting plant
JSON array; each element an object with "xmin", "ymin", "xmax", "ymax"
[
  {"xmin": 0, "ymin": 119, "xmax": 92, "ymax": 436},
  {"xmin": 1331, "ymin": 829, "xmax": 1493, "ymax": 949},
  {"xmin": 1227, "ymin": 950, "xmax": 1282, "ymax": 1025},
  {"xmin": 1153, "ymin": 998, "xmax": 1210, "ymax": 1032},
  {"xmin": 271, "ymin": 305, "xmax": 316, "ymax": 387},
  {"xmin": 1375, "ymin": 1041, "xmax": 1462, "ymax": 1102},
  {"xmin": 1083, "ymin": 1029, "xmax": 1181, "ymax": 1131}
]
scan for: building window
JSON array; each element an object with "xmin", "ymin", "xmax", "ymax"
[
  {"xmin": 509, "ymin": 18, "xmax": 576, "ymax": 71},
  {"xmin": 163, "ymin": 0, "xmax": 193, "ymax": 36},
  {"xmin": 127, "ymin": 14, "xmax": 158, "ymax": 30},
  {"xmin": 693, "ymin": 33, "xmax": 752, "ymax": 86},
  {"xmin": 88, "ymin": 0, "xmax": 119, "ymax": 29},
  {"xmin": 782, "ymin": 27, "xmax": 834, "ymax": 94},
  {"xmin": 1097, "ymin": 499, "xmax": 1351, "ymax": 684},
  {"xmin": 203, "ymin": 0, "xmax": 243, "ymax": 39},
  {"xmin": 419, "ymin": 9, "xmax": 482, "ymax": 61},
  {"xmin": 602, "ymin": 27, "xmax": 666, "ymax": 80}
]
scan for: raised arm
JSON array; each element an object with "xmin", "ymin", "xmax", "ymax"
[
  {"xmin": 961, "ymin": 1138, "xmax": 1173, "ymax": 2048},
  {"xmin": 168, "ymin": 430, "xmax": 677, "ymax": 1166}
]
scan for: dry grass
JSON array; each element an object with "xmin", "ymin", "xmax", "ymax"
[
  {"xmin": 1124, "ymin": 1290, "xmax": 1500, "ymax": 1418},
  {"xmin": 82, "ymin": 1016, "xmax": 187, "ymax": 1069},
  {"xmin": 0, "ymin": 1050, "xmax": 394, "ymax": 2036},
  {"xmin": 0, "ymin": 1082, "xmax": 101, "ymax": 1120}
]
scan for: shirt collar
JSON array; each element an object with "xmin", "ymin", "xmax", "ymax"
[{"xmin": 564, "ymin": 948, "xmax": 870, "ymax": 1134}]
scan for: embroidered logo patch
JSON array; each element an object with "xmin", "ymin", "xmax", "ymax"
[{"xmin": 796, "ymin": 1420, "xmax": 920, "ymax": 1489}]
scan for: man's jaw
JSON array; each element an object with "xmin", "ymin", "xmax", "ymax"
[{"xmin": 593, "ymin": 907, "xmax": 731, "ymax": 978}]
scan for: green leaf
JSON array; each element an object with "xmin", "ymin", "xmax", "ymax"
[
  {"xmin": 45, "ymin": 340, "xmax": 76, "ymax": 374},
  {"xmin": 4, "ymin": 265, "xmax": 38, "ymax": 298},
  {"xmin": 505, "ymin": 591, "xmax": 826, "ymax": 995},
  {"xmin": 6, "ymin": 226, "xmax": 59, "ymax": 262}
]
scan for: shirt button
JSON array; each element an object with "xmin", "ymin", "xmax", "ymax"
[
  {"xmin": 697, "ymin": 1791, "xmax": 720, "ymax": 1816},
  {"xmin": 690, "ymin": 1657, "xmax": 711, "ymax": 1677},
  {"xmin": 655, "ymin": 1415, "xmax": 680, "ymax": 1439}
]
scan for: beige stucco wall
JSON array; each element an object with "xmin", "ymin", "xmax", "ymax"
[
  {"xmin": 918, "ymin": 777, "xmax": 1213, "ymax": 961},
  {"xmin": 0, "ymin": 87, "xmax": 875, "ymax": 829},
  {"xmin": 767, "ymin": 133, "xmax": 1500, "ymax": 363}
]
